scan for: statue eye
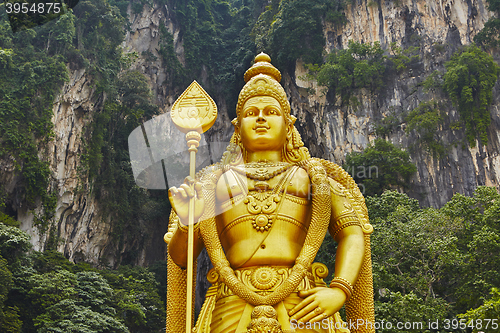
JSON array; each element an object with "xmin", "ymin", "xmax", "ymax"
[{"xmin": 245, "ymin": 110, "xmax": 254, "ymax": 116}]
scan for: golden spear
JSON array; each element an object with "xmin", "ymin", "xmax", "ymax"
[{"xmin": 170, "ymin": 81, "xmax": 217, "ymax": 333}]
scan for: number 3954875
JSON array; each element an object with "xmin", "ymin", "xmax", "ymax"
[{"xmin": 5, "ymin": 2, "xmax": 61, "ymax": 14}]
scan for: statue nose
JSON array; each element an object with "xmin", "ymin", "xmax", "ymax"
[{"xmin": 256, "ymin": 110, "xmax": 266, "ymax": 121}]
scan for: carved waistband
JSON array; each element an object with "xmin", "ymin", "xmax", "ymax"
[{"xmin": 206, "ymin": 263, "xmax": 329, "ymax": 300}]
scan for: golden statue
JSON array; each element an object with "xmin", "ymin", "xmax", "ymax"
[{"xmin": 164, "ymin": 53, "xmax": 375, "ymax": 333}]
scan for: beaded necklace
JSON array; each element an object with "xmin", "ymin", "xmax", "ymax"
[{"xmin": 230, "ymin": 162, "xmax": 292, "ymax": 181}]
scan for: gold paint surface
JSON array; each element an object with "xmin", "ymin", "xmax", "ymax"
[
  {"xmin": 170, "ymin": 80, "xmax": 217, "ymax": 133},
  {"xmin": 167, "ymin": 54, "xmax": 374, "ymax": 333}
]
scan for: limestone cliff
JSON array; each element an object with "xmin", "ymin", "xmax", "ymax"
[
  {"xmin": 4, "ymin": 0, "xmax": 499, "ymax": 265},
  {"xmin": 292, "ymin": 0, "xmax": 499, "ymax": 207}
]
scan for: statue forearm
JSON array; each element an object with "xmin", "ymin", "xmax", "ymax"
[
  {"xmin": 333, "ymin": 225, "xmax": 365, "ymax": 285},
  {"xmin": 168, "ymin": 218, "xmax": 204, "ymax": 269}
]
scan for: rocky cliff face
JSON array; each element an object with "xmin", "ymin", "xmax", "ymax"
[
  {"xmin": 291, "ymin": 0, "xmax": 499, "ymax": 207},
  {"xmin": 7, "ymin": 0, "xmax": 499, "ymax": 265}
]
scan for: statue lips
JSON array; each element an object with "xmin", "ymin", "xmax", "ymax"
[{"xmin": 253, "ymin": 125, "xmax": 270, "ymax": 134}]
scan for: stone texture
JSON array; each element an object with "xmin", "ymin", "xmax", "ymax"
[{"xmin": 291, "ymin": 0, "xmax": 499, "ymax": 207}]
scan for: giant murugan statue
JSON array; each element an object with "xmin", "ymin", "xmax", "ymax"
[{"xmin": 164, "ymin": 53, "xmax": 374, "ymax": 333}]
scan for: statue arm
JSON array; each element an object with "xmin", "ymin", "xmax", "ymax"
[
  {"xmin": 168, "ymin": 213, "xmax": 205, "ymax": 269},
  {"xmin": 288, "ymin": 178, "xmax": 365, "ymax": 323},
  {"xmin": 328, "ymin": 178, "xmax": 365, "ymax": 284},
  {"xmin": 167, "ymin": 167, "xmax": 223, "ymax": 268}
]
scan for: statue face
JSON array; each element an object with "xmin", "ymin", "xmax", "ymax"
[{"xmin": 239, "ymin": 96, "xmax": 287, "ymax": 153}]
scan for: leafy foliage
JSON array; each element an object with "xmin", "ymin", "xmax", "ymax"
[
  {"xmin": 405, "ymin": 100, "xmax": 445, "ymax": 156},
  {"xmin": 0, "ymin": 224, "xmax": 31, "ymax": 264},
  {"xmin": 343, "ymin": 139, "xmax": 417, "ymax": 196},
  {"xmin": 310, "ymin": 41, "xmax": 386, "ymax": 105},
  {"xmin": 35, "ymin": 299, "xmax": 130, "ymax": 333},
  {"xmin": 460, "ymin": 288, "xmax": 500, "ymax": 333},
  {"xmin": 0, "ymin": 224, "xmax": 165, "ymax": 332},
  {"xmin": 421, "ymin": 70, "xmax": 443, "ymax": 93},
  {"xmin": 474, "ymin": 0, "xmax": 500, "ymax": 48},
  {"xmin": 0, "ymin": 13, "xmax": 70, "ymax": 226},
  {"xmin": 374, "ymin": 109, "xmax": 401, "ymax": 138},
  {"xmin": 375, "ymin": 291, "xmax": 449, "ymax": 333},
  {"xmin": 443, "ymin": 45, "xmax": 499, "ymax": 146},
  {"xmin": 254, "ymin": 0, "xmax": 346, "ymax": 69},
  {"xmin": 367, "ymin": 187, "xmax": 500, "ymax": 325},
  {"xmin": 389, "ymin": 42, "xmax": 420, "ymax": 73}
]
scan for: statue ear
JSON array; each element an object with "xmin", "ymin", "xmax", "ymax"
[
  {"xmin": 289, "ymin": 115, "xmax": 297, "ymax": 125},
  {"xmin": 231, "ymin": 118, "xmax": 238, "ymax": 127}
]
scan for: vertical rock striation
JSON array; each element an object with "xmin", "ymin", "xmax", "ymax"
[{"xmin": 291, "ymin": 0, "xmax": 499, "ymax": 207}]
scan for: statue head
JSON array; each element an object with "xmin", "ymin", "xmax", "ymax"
[{"xmin": 228, "ymin": 53, "xmax": 310, "ymax": 164}]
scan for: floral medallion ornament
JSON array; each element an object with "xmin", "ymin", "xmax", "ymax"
[{"xmin": 251, "ymin": 267, "xmax": 279, "ymax": 290}]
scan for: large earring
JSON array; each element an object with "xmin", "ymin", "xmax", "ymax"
[
  {"xmin": 231, "ymin": 118, "xmax": 242, "ymax": 144},
  {"xmin": 286, "ymin": 129, "xmax": 293, "ymax": 151}
]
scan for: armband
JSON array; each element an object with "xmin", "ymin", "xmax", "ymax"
[{"xmin": 330, "ymin": 215, "xmax": 361, "ymax": 238}]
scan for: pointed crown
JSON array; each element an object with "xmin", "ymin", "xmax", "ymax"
[{"xmin": 235, "ymin": 53, "xmax": 291, "ymax": 124}]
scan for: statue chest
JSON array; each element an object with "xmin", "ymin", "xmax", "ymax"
[{"xmin": 214, "ymin": 168, "xmax": 312, "ymax": 268}]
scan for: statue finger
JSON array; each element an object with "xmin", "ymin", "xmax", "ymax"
[
  {"xmin": 175, "ymin": 186, "xmax": 188, "ymax": 199},
  {"xmin": 194, "ymin": 182, "xmax": 203, "ymax": 195},
  {"xmin": 297, "ymin": 288, "xmax": 317, "ymax": 298},
  {"xmin": 289, "ymin": 295, "xmax": 313, "ymax": 316},
  {"xmin": 168, "ymin": 187, "xmax": 179, "ymax": 200},
  {"xmin": 298, "ymin": 307, "xmax": 323, "ymax": 324},
  {"xmin": 180, "ymin": 184, "xmax": 194, "ymax": 198},
  {"xmin": 290, "ymin": 301, "xmax": 317, "ymax": 321},
  {"xmin": 309, "ymin": 312, "xmax": 329, "ymax": 324}
]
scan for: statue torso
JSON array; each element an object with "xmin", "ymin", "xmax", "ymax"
[{"xmin": 215, "ymin": 165, "xmax": 311, "ymax": 269}]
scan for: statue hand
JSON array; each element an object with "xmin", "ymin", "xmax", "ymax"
[
  {"xmin": 168, "ymin": 176, "xmax": 205, "ymax": 225},
  {"xmin": 289, "ymin": 287, "xmax": 346, "ymax": 323}
]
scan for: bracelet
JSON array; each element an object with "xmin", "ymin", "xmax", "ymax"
[
  {"xmin": 176, "ymin": 219, "xmax": 201, "ymax": 233},
  {"xmin": 329, "ymin": 277, "xmax": 354, "ymax": 300}
]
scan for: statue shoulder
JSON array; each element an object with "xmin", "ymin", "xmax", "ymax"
[
  {"xmin": 287, "ymin": 166, "xmax": 310, "ymax": 198},
  {"xmin": 328, "ymin": 177, "xmax": 348, "ymax": 197},
  {"xmin": 215, "ymin": 169, "xmax": 245, "ymax": 202}
]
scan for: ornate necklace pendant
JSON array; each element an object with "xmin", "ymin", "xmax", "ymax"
[
  {"xmin": 244, "ymin": 192, "xmax": 280, "ymax": 232},
  {"xmin": 254, "ymin": 168, "xmax": 269, "ymax": 180}
]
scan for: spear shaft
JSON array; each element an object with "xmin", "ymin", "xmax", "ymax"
[
  {"xmin": 185, "ymin": 131, "xmax": 200, "ymax": 333},
  {"xmin": 169, "ymin": 81, "xmax": 217, "ymax": 333}
]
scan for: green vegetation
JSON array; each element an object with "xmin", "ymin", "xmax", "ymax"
[
  {"xmin": 421, "ymin": 70, "xmax": 442, "ymax": 93},
  {"xmin": 474, "ymin": 0, "xmax": 500, "ymax": 48},
  {"xmin": 367, "ymin": 187, "xmax": 500, "ymax": 330},
  {"xmin": 0, "ymin": 0, "xmax": 171, "ymax": 261},
  {"xmin": 460, "ymin": 288, "xmax": 500, "ymax": 333},
  {"xmin": 0, "ymin": 9, "xmax": 72, "ymax": 231},
  {"xmin": 309, "ymin": 41, "xmax": 385, "ymax": 105},
  {"xmin": 389, "ymin": 42, "xmax": 419, "ymax": 73},
  {"xmin": 0, "ymin": 219, "xmax": 165, "ymax": 332},
  {"xmin": 254, "ymin": 0, "xmax": 346, "ymax": 69},
  {"xmin": 443, "ymin": 45, "xmax": 499, "ymax": 146},
  {"xmin": 405, "ymin": 100, "xmax": 445, "ymax": 156},
  {"xmin": 374, "ymin": 109, "xmax": 400, "ymax": 138},
  {"xmin": 343, "ymin": 139, "xmax": 417, "ymax": 196}
]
